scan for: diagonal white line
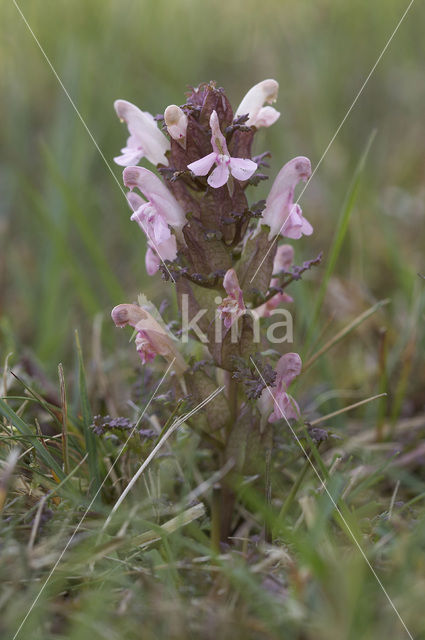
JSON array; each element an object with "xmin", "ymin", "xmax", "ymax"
[
  {"xmin": 11, "ymin": 359, "xmax": 175, "ymax": 640},
  {"xmin": 102, "ymin": 384, "xmax": 226, "ymax": 531},
  {"xmin": 250, "ymin": 356, "xmax": 414, "ymax": 640},
  {"xmin": 250, "ymin": 0, "xmax": 416, "ymax": 283},
  {"xmin": 12, "ymin": 0, "xmax": 176, "ymax": 283}
]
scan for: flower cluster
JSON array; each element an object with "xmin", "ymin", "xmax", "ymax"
[{"xmin": 111, "ymin": 79, "xmax": 315, "ymax": 430}]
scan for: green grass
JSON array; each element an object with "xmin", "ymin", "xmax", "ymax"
[{"xmin": 1, "ymin": 0, "xmax": 425, "ymax": 638}]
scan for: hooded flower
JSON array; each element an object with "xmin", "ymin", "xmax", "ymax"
[
  {"xmin": 187, "ymin": 110, "xmax": 257, "ymax": 189},
  {"xmin": 261, "ymin": 157, "xmax": 313, "ymax": 240},
  {"xmin": 127, "ymin": 192, "xmax": 177, "ymax": 275},
  {"xmin": 123, "ymin": 166, "xmax": 186, "ymax": 231},
  {"xmin": 111, "ymin": 303, "xmax": 187, "ymax": 373},
  {"xmin": 235, "ymin": 79, "xmax": 280, "ymax": 128},
  {"xmin": 255, "ymin": 244, "xmax": 294, "ymax": 318},
  {"xmin": 164, "ymin": 104, "xmax": 188, "ymax": 145},
  {"xmin": 258, "ymin": 353, "xmax": 301, "ymax": 422},
  {"xmin": 114, "ymin": 99, "xmax": 170, "ymax": 167},
  {"xmin": 217, "ymin": 268, "xmax": 246, "ymax": 329}
]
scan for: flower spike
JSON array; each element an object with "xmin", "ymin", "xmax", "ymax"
[{"xmin": 187, "ymin": 110, "xmax": 257, "ymax": 189}]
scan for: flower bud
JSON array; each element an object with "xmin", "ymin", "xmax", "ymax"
[{"xmin": 164, "ymin": 105, "xmax": 188, "ymax": 146}]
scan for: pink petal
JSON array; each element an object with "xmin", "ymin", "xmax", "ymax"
[
  {"xmin": 208, "ymin": 160, "xmax": 230, "ymax": 188},
  {"xmin": 135, "ymin": 330, "xmax": 157, "ymax": 363},
  {"xmin": 158, "ymin": 234, "xmax": 177, "ymax": 261},
  {"xmin": 281, "ymin": 205, "xmax": 304, "ymax": 239},
  {"xmin": 270, "ymin": 158, "xmax": 311, "ymax": 201},
  {"xmin": 280, "ymin": 205, "xmax": 313, "ymax": 240},
  {"xmin": 301, "ymin": 216, "xmax": 313, "ymax": 236},
  {"xmin": 223, "ymin": 268, "xmax": 241, "ymax": 298},
  {"xmin": 219, "ymin": 269, "xmax": 246, "ymax": 327},
  {"xmin": 229, "ymin": 157, "xmax": 257, "ymax": 182},
  {"xmin": 187, "ymin": 152, "xmax": 217, "ymax": 176},
  {"xmin": 269, "ymin": 392, "xmax": 300, "ymax": 422},
  {"xmin": 276, "ymin": 352, "xmax": 302, "ymax": 387},
  {"xmin": 145, "ymin": 246, "xmax": 161, "ymax": 275},
  {"xmin": 273, "ymin": 244, "xmax": 294, "ymax": 273},
  {"xmin": 209, "ymin": 110, "xmax": 229, "ymax": 156},
  {"xmin": 114, "ymin": 135, "xmax": 144, "ymax": 167},
  {"xmin": 147, "ymin": 207, "xmax": 172, "ymax": 244},
  {"xmin": 126, "ymin": 191, "xmax": 145, "ymax": 212},
  {"xmin": 253, "ymin": 106, "xmax": 281, "ymax": 128}
]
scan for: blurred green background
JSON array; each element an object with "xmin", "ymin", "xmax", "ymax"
[{"xmin": 1, "ymin": 0, "xmax": 424, "ymax": 402}]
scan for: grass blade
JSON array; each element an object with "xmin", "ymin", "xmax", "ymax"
[{"xmin": 75, "ymin": 331, "xmax": 100, "ymax": 497}]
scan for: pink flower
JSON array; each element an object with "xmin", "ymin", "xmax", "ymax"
[
  {"xmin": 255, "ymin": 244, "xmax": 294, "ymax": 318},
  {"xmin": 235, "ymin": 79, "xmax": 280, "ymax": 128},
  {"xmin": 114, "ymin": 100, "xmax": 170, "ymax": 167},
  {"xmin": 258, "ymin": 353, "xmax": 302, "ymax": 422},
  {"xmin": 123, "ymin": 166, "xmax": 186, "ymax": 231},
  {"xmin": 164, "ymin": 105, "xmax": 188, "ymax": 145},
  {"xmin": 262, "ymin": 157, "xmax": 313, "ymax": 240},
  {"xmin": 187, "ymin": 110, "xmax": 257, "ymax": 189},
  {"xmin": 111, "ymin": 304, "xmax": 187, "ymax": 373},
  {"xmin": 127, "ymin": 192, "xmax": 177, "ymax": 275},
  {"xmin": 217, "ymin": 268, "xmax": 246, "ymax": 329}
]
